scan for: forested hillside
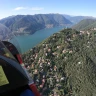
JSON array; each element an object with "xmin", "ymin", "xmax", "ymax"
[
  {"xmin": 72, "ymin": 19, "xmax": 96, "ymax": 31},
  {"xmin": 22, "ymin": 28, "xmax": 96, "ymax": 96}
]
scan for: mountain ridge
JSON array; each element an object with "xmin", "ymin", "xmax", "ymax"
[
  {"xmin": 0, "ymin": 14, "xmax": 72, "ymax": 35},
  {"xmin": 72, "ymin": 19, "xmax": 96, "ymax": 31},
  {"xmin": 63, "ymin": 14, "xmax": 96, "ymax": 24},
  {"xmin": 0, "ymin": 23, "xmax": 11, "ymax": 40}
]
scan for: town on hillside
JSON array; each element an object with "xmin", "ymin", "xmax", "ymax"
[{"xmin": 22, "ymin": 28, "xmax": 96, "ymax": 96}]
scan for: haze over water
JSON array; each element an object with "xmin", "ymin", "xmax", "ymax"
[{"xmin": 10, "ymin": 26, "xmax": 65, "ymax": 53}]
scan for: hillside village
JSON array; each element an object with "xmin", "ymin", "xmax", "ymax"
[{"xmin": 22, "ymin": 28, "xmax": 96, "ymax": 96}]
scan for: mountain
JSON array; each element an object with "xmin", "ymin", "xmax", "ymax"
[
  {"xmin": 0, "ymin": 14, "xmax": 72, "ymax": 35},
  {"xmin": 0, "ymin": 23, "xmax": 11, "ymax": 40},
  {"xmin": 63, "ymin": 14, "xmax": 95, "ymax": 24},
  {"xmin": 72, "ymin": 19, "xmax": 96, "ymax": 31},
  {"xmin": 1, "ymin": 14, "xmax": 95, "ymax": 37},
  {"xmin": 22, "ymin": 28, "xmax": 96, "ymax": 96}
]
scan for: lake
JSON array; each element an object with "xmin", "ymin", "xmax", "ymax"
[{"xmin": 10, "ymin": 26, "xmax": 65, "ymax": 54}]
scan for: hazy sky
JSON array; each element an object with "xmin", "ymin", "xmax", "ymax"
[{"xmin": 0, "ymin": 0, "xmax": 96, "ymax": 19}]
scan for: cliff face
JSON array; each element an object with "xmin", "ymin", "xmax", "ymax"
[{"xmin": 22, "ymin": 28, "xmax": 96, "ymax": 96}]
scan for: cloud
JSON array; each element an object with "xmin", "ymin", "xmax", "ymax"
[
  {"xmin": 14, "ymin": 7, "xmax": 44, "ymax": 11},
  {"xmin": 14, "ymin": 7, "xmax": 27, "ymax": 11},
  {"xmin": 30, "ymin": 7, "xmax": 44, "ymax": 11}
]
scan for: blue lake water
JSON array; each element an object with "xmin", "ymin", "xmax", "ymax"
[{"xmin": 10, "ymin": 26, "xmax": 65, "ymax": 53}]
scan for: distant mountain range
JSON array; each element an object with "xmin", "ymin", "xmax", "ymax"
[
  {"xmin": 63, "ymin": 14, "xmax": 95, "ymax": 24},
  {"xmin": 0, "ymin": 13, "xmax": 96, "ymax": 40},
  {"xmin": 0, "ymin": 14, "xmax": 72, "ymax": 37},
  {"xmin": 72, "ymin": 19, "xmax": 96, "ymax": 31}
]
